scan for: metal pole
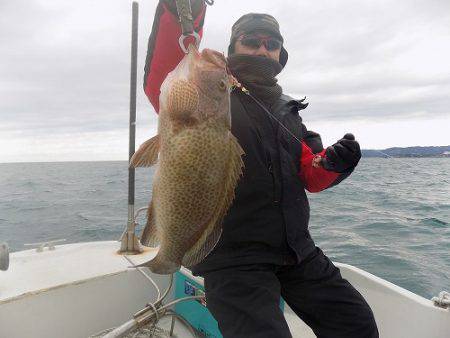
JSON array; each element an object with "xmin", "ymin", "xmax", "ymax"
[
  {"xmin": 129, "ymin": 2, "xmax": 138, "ymax": 208},
  {"xmin": 121, "ymin": 1, "xmax": 141, "ymax": 254},
  {"xmin": 0, "ymin": 242, "xmax": 9, "ymax": 271}
]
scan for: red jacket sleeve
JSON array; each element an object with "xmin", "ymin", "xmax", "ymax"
[
  {"xmin": 298, "ymin": 143, "xmax": 340, "ymax": 193},
  {"xmin": 143, "ymin": 2, "xmax": 206, "ymax": 113}
]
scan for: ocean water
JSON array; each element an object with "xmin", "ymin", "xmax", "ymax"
[{"xmin": 0, "ymin": 159, "xmax": 448, "ymax": 299}]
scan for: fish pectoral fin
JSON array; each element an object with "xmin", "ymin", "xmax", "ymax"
[
  {"xmin": 182, "ymin": 134, "xmax": 245, "ymax": 268},
  {"xmin": 140, "ymin": 200, "xmax": 160, "ymax": 247},
  {"xmin": 130, "ymin": 134, "xmax": 160, "ymax": 168},
  {"xmin": 167, "ymin": 80, "xmax": 199, "ymax": 121}
]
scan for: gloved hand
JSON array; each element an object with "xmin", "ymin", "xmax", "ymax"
[{"xmin": 322, "ymin": 133, "xmax": 361, "ymax": 173}]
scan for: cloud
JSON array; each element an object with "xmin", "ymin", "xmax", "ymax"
[
  {"xmin": 1, "ymin": 0, "xmax": 449, "ymax": 162},
  {"xmin": 0, "ymin": 0, "xmax": 154, "ymax": 135}
]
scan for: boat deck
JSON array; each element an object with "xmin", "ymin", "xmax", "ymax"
[
  {"xmin": 0, "ymin": 241, "xmax": 158, "ymax": 303},
  {"xmin": 1, "ymin": 241, "xmax": 448, "ymax": 338}
]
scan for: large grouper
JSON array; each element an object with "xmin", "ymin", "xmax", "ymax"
[{"xmin": 130, "ymin": 45, "xmax": 245, "ymax": 274}]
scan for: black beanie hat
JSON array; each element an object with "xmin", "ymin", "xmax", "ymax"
[{"xmin": 228, "ymin": 13, "xmax": 288, "ymax": 68}]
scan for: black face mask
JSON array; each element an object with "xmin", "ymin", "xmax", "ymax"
[{"xmin": 227, "ymin": 54, "xmax": 283, "ymax": 106}]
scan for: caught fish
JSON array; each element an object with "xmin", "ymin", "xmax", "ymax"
[{"xmin": 131, "ymin": 45, "xmax": 245, "ymax": 274}]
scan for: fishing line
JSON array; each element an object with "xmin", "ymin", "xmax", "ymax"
[
  {"xmin": 245, "ymin": 88, "xmax": 395, "ymax": 160},
  {"xmin": 229, "ymin": 76, "xmax": 322, "ymax": 165},
  {"xmin": 371, "ymin": 149, "xmax": 393, "ymax": 158},
  {"xmin": 248, "ymin": 91, "xmax": 308, "ymax": 151},
  {"xmin": 229, "ymin": 77, "xmax": 396, "ymax": 163}
]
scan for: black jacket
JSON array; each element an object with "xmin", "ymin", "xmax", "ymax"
[{"xmin": 192, "ymin": 90, "xmax": 340, "ymax": 275}]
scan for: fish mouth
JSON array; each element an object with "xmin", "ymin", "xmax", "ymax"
[
  {"xmin": 202, "ymin": 49, "xmax": 227, "ymax": 69},
  {"xmin": 201, "ymin": 49, "xmax": 227, "ymax": 69},
  {"xmin": 187, "ymin": 45, "xmax": 227, "ymax": 71}
]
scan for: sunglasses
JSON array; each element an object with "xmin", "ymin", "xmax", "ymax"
[{"xmin": 238, "ymin": 35, "xmax": 282, "ymax": 51}]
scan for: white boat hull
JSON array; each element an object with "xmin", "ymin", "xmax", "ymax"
[{"xmin": 1, "ymin": 241, "xmax": 448, "ymax": 338}]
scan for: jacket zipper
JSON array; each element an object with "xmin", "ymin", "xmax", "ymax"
[{"xmin": 268, "ymin": 161, "xmax": 279, "ymax": 205}]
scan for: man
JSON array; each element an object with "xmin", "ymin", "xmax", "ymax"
[{"xmin": 144, "ymin": 1, "xmax": 379, "ymax": 337}]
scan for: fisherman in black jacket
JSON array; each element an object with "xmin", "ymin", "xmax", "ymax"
[{"xmin": 144, "ymin": 2, "xmax": 379, "ymax": 337}]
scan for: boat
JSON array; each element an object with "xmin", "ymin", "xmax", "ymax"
[
  {"xmin": 1, "ymin": 2, "xmax": 448, "ymax": 337},
  {"xmin": 1, "ymin": 240, "xmax": 449, "ymax": 337}
]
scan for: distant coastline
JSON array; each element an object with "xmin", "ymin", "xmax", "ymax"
[
  {"xmin": 362, "ymin": 146, "xmax": 450, "ymax": 158},
  {"xmin": 1, "ymin": 146, "xmax": 449, "ymax": 164}
]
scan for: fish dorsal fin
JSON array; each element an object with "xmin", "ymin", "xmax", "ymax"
[
  {"xmin": 130, "ymin": 135, "xmax": 160, "ymax": 168},
  {"xmin": 140, "ymin": 200, "xmax": 160, "ymax": 247},
  {"xmin": 182, "ymin": 134, "xmax": 245, "ymax": 268}
]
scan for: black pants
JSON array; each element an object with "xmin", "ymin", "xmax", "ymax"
[{"xmin": 203, "ymin": 247, "xmax": 379, "ymax": 338}]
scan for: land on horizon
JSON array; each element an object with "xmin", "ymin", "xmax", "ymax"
[
  {"xmin": 362, "ymin": 145, "xmax": 450, "ymax": 158},
  {"xmin": 1, "ymin": 145, "xmax": 449, "ymax": 164}
]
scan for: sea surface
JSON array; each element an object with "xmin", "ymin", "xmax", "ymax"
[{"xmin": 0, "ymin": 159, "xmax": 448, "ymax": 299}]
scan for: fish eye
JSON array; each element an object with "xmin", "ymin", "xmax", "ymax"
[{"xmin": 218, "ymin": 79, "xmax": 228, "ymax": 91}]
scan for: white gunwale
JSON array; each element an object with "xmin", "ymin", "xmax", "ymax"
[{"xmin": 1, "ymin": 241, "xmax": 449, "ymax": 338}]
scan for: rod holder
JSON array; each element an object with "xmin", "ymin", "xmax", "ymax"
[
  {"xmin": 120, "ymin": 205, "xmax": 142, "ymax": 254},
  {"xmin": 0, "ymin": 242, "xmax": 9, "ymax": 271}
]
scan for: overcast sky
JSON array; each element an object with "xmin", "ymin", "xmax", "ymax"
[{"xmin": 1, "ymin": 0, "xmax": 449, "ymax": 163}]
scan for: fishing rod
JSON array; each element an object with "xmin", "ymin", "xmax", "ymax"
[
  {"xmin": 230, "ymin": 77, "xmax": 395, "ymax": 165},
  {"xmin": 229, "ymin": 77, "xmax": 332, "ymax": 168},
  {"xmin": 248, "ymin": 90, "xmax": 395, "ymax": 161}
]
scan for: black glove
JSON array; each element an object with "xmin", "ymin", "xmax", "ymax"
[{"xmin": 322, "ymin": 133, "xmax": 361, "ymax": 173}]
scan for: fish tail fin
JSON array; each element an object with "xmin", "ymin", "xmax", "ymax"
[{"xmin": 137, "ymin": 254, "xmax": 180, "ymax": 275}]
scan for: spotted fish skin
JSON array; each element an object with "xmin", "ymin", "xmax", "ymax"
[{"xmin": 132, "ymin": 45, "xmax": 244, "ymax": 274}]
